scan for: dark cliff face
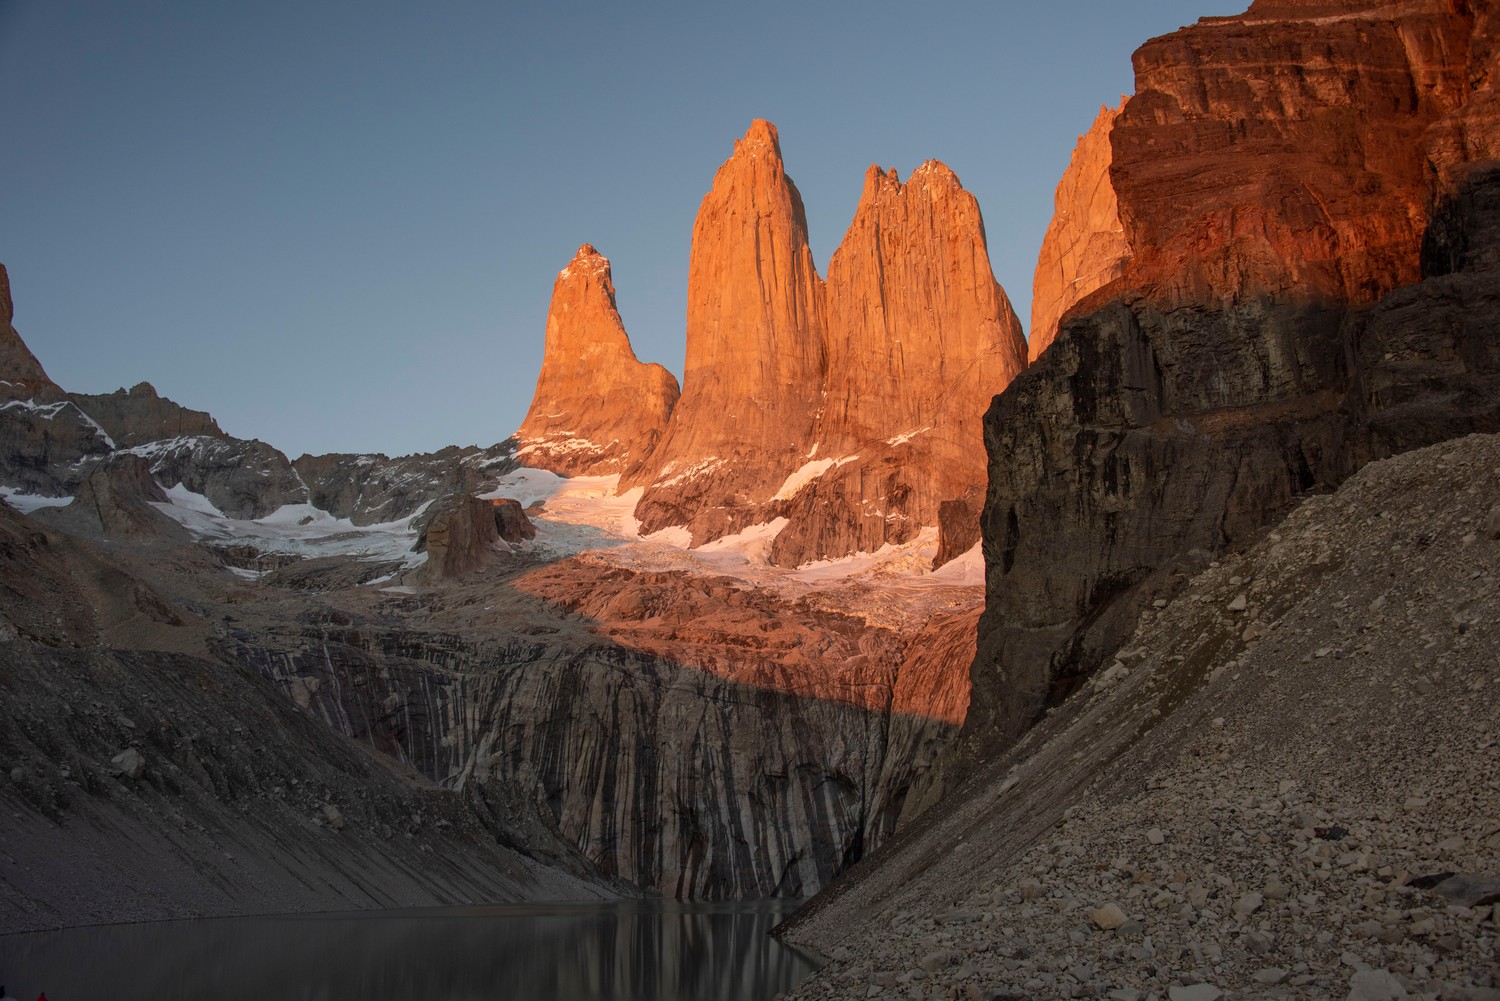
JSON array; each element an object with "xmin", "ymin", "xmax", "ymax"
[
  {"xmin": 960, "ymin": 0, "xmax": 1500, "ymax": 767},
  {"xmin": 68, "ymin": 383, "xmax": 227, "ymax": 447}
]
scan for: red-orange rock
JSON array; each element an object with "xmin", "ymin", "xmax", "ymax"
[
  {"xmin": 1029, "ymin": 102, "xmax": 1130, "ymax": 362},
  {"xmin": 515, "ymin": 244, "xmax": 679, "ymax": 477},
  {"xmin": 0, "ymin": 263, "xmax": 64, "ymax": 403},
  {"xmin": 1112, "ymin": 0, "xmax": 1477, "ymax": 308},
  {"xmin": 624, "ymin": 120, "xmax": 828, "ymax": 543},
  {"xmin": 771, "ymin": 161, "xmax": 1027, "ymax": 565}
]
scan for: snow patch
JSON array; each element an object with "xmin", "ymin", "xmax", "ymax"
[
  {"xmin": 884, "ymin": 427, "xmax": 931, "ymax": 447},
  {"xmin": 772, "ymin": 456, "xmax": 858, "ymax": 501},
  {"xmin": 0, "ymin": 486, "xmax": 74, "ymax": 514},
  {"xmin": 927, "ymin": 541, "xmax": 985, "ymax": 586}
]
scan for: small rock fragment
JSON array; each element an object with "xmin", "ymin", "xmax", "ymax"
[
  {"xmin": 1088, "ymin": 902, "xmax": 1129, "ymax": 930},
  {"xmin": 111, "ymin": 747, "xmax": 145, "ymax": 780}
]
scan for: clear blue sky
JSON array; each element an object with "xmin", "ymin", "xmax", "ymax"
[{"xmin": 0, "ymin": 1, "xmax": 1230, "ymax": 458}]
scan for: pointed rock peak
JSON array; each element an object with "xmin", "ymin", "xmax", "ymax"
[
  {"xmin": 560, "ymin": 243, "xmax": 615, "ymax": 291},
  {"xmin": 736, "ymin": 118, "xmax": 781, "ymax": 156},
  {"xmin": 909, "ymin": 159, "xmax": 961, "ymax": 189},
  {"xmin": 861, "ymin": 165, "xmax": 901, "ymax": 198},
  {"xmin": 0, "ymin": 262, "xmax": 64, "ymax": 402},
  {"xmin": 516, "ymin": 244, "xmax": 679, "ymax": 477}
]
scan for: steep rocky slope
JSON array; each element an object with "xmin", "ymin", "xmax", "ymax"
[
  {"xmin": 0, "ymin": 502, "xmax": 613, "ymax": 933},
  {"xmin": 514, "ymin": 244, "xmax": 680, "ymax": 477},
  {"xmin": 962, "ymin": 0, "xmax": 1500, "ymax": 768},
  {"xmin": 783, "ymin": 433, "xmax": 1500, "ymax": 1000}
]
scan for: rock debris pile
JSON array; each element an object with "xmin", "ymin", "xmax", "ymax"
[{"xmin": 787, "ymin": 433, "xmax": 1500, "ymax": 1000}]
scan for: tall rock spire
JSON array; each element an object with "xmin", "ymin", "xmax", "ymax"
[
  {"xmin": 769, "ymin": 161, "xmax": 1028, "ymax": 566},
  {"xmin": 515, "ymin": 244, "xmax": 679, "ymax": 477},
  {"xmin": 624, "ymin": 119, "xmax": 828, "ymax": 543}
]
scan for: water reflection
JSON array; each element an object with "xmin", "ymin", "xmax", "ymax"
[{"xmin": 2, "ymin": 899, "xmax": 821, "ymax": 1001}]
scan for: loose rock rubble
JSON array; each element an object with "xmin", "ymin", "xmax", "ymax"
[{"xmin": 786, "ymin": 435, "xmax": 1500, "ymax": 1000}]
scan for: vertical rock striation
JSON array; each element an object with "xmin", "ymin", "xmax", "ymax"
[
  {"xmin": 624, "ymin": 120, "xmax": 828, "ymax": 544},
  {"xmin": 770, "ymin": 162, "xmax": 1027, "ymax": 566},
  {"xmin": 515, "ymin": 244, "xmax": 680, "ymax": 477}
]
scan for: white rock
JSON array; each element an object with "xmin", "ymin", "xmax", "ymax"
[
  {"xmin": 322, "ymin": 804, "xmax": 345, "ymax": 831},
  {"xmin": 1227, "ymin": 594, "xmax": 1248, "ymax": 612},
  {"xmin": 111, "ymin": 747, "xmax": 145, "ymax": 780}
]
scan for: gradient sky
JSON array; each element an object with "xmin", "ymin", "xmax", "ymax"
[{"xmin": 0, "ymin": 1, "xmax": 1232, "ymax": 458}]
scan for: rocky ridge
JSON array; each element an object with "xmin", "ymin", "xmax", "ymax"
[{"xmin": 783, "ymin": 432, "xmax": 1500, "ymax": 1001}]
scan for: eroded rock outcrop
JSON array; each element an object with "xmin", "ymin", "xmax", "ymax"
[
  {"xmin": 961, "ymin": 0, "xmax": 1500, "ymax": 767},
  {"xmin": 769, "ymin": 163, "xmax": 1027, "ymax": 566},
  {"xmin": 515, "ymin": 245, "xmax": 680, "ymax": 477},
  {"xmin": 1029, "ymin": 102, "xmax": 1129, "ymax": 362},
  {"xmin": 69, "ymin": 382, "xmax": 226, "ymax": 447},
  {"xmin": 37, "ymin": 453, "xmax": 184, "ymax": 539},
  {"xmin": 625, "ymin": 120, "xmax": 828, "ymax": 544}
]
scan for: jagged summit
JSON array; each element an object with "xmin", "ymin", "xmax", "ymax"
[
  {"xmin": 771, "ymin": 151, "xmax": 1026, "ymax": 566},
  {"xmin": 514, "ymin": 243, "xmax": 679, "ymax": 477},
  {"xmin": 517, "ymin": 121, "xmax": 1027, "ymax": 565}
]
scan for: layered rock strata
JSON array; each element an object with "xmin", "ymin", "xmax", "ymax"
[
  {"xmin": 961, "ymin": 0, "xmax": 1500, "ymax": 768},
  {"xmin": 230, "ymin": 554, "xmax": 975, "ymax": 899},
  {"xmin": 514, "ymin": 245, "xmax": 680, "ymax": 477}
]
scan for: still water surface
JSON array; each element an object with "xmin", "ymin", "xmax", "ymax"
[{"xmin": 3, "ymin": 899, "xmax": 821, "ymax": 1001}]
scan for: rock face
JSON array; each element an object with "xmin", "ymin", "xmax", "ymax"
[
  {"xmin": 961, "ymin": 0, "xmax": 1500, "ymax": 766},
  {"xmin": 625, "ymin": 120, "xmax": 828, "ymax": 545},
  {"xmin": 69, "ymin": 382, "xmax": 226, "ymax": 447},
  {"xmin": 769, "ymin": 163, "xmax": 1027, "ymax": 566},
  {"xmin": 1113, "ymin": 0, "xmax": 1482, "ymax": 309},
  {"xmin": 233, "ymin": 554, "xmax": 972, "ymax": 899},
  {"xmin": 38, "ymin": 453, "xmax": 183, "ymax": 539},
  {"xmin": 608, "ymin": 123, "xmax": 1025, "ymax": 566},
  {"xmin": 414, "ymin": 493, "xmax": 535, "ymax": 580},
  {"xmin": 0, "ymin": 263, "xmax": 64, "ymax": 403},
  {"xmin": 515, "ymin": 245, "xmax": 680, "ymax": 477},
  {"xmin": 1029, "ymin": 101, "xmax": 1129, "ymax": 362}
]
